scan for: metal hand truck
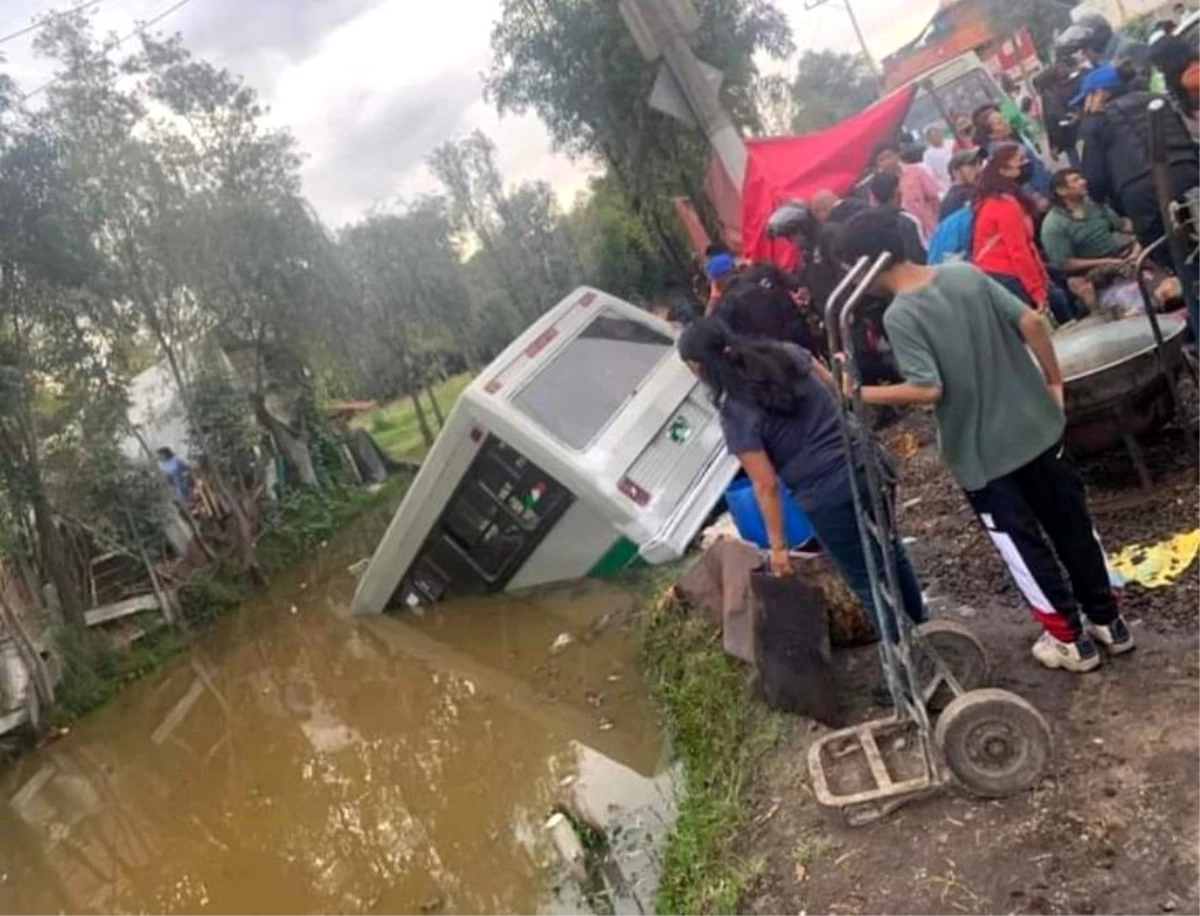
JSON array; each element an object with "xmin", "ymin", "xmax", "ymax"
[{"xmin": 805, "ymin": 253, "xmax": 1053, "ymax": 826}]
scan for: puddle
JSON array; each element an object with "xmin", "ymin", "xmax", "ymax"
[{"xmin": 0, "ymin": 518, "xmax": 675, "ymax": 914}]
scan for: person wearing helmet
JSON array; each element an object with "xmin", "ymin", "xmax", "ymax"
[
  {"xmin": 1056, "ymin": 12, "xmax": 1151, "ymax": 74},
  {"xmin": 1075, "ymin": 62, "xmax": 1199, "ymax": 333},
  {"xmin": 765, "ymin": 199, "xmax": 818, "ymax": 252},
  {"xmin": 805, "ymin": 190, "xmax": 870, "ymax": 311}
]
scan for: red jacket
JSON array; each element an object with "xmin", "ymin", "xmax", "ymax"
[{"xmin": 972, "ymin": 195, "xmax": 1049, "ymax": 305}]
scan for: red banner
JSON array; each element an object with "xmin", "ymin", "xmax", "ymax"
[{"xmin": 739, "ymin": 85, "xmax": 918, "ymax": 267}]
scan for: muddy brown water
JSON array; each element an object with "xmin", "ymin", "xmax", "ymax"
[{"xmin": 0, "ymin": 518, "xmax": 674, "ymax": 914}]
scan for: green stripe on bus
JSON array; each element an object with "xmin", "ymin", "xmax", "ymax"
[{"xmin": 588, "ymin": 537, "xmax": 643, "ymax": 579}]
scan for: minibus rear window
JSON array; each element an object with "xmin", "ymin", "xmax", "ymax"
[{"xmin": 513, "ymin": 311, "xmax": 672, "ymax": 450}]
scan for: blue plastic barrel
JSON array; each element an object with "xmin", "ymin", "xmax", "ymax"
[{"xmin": 725, "ymin": 477, "xmax": 814, "ymax": 549}]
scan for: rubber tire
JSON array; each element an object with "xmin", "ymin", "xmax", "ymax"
[
  {"xmin": 934, "ymin": 688, "xmax": 1053, "ymax": 799},
  {"xmin": 913, "ymin": 620, "xmax": 990, "ymax": 710}
]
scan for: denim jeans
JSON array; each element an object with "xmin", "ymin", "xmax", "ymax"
[
  {"xmin": 987, "ymin": 271, "xmax": 1083, "ymax": 324},
  {"xmin": 800, "ymin": 471, "xmax": 926, "ymax": 643}
]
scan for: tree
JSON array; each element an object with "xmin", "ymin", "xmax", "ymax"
[
  {"xmin": 0, "ymin": 117, "xmax": 129, "ymax": 627},
  {"xmin": 785, "ymin": 50, "xmax": 879, "ymax": 134},
  {"xmin": 485, "ymin": 0, "xmax": 792, "ymax": 262},
  {"xmin": 32, "ymin": 14, "xmax": 268, "ymax": 578},
  {"xmin": 337, "ymin": 203, "xmax": 472, "ymax": 450},
  {"xmin": 430, "ymin": 131, "xmax": 585, "ymax": 328},
  {"xmin": 566, "ymin": 175, "xmax": 670, "ymax": 304}
]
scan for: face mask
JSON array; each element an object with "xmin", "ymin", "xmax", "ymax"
[{"xmin": 1017, "ymin": 162, "xmax": 1034, "ymax": 184}]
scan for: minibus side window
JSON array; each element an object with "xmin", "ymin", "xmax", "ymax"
[{"xmin": 513, "ymin": 311, "xmax": 672, "ymax": 450}]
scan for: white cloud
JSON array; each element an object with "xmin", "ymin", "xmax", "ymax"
[{"xmin": 0, "ymin": 0, "xmax": 939, "ymax": 226}]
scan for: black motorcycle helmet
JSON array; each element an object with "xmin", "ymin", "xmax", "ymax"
[
  {"xmin": 1055, "ymin": 12, "xmax": 1114, "ymax": 60},
  {"xmin": 1074, "ymin": 12, "xmax": 1114, "ymax": 51},
  {"xmin": 765, "ymin": 199, "xmax": 815, "ymax": 242}
]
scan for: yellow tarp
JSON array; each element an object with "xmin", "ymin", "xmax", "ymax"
[{"xmin": 1109, "ymin": 530, "xmax": 1200, "ymax": 589}]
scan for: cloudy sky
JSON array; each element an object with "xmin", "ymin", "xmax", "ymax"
[{"xmin": 1, "ymin": 0, "xmax": 941, "ymax": 226}]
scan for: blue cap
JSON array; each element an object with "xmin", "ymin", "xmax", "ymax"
[
  {"xmin": 1069, "ymin": 64, "xmax": 1124, "ymax": 108},
  {"xmin": 705, "ymin": 252, "xmax": 736, "ymax": 281}
]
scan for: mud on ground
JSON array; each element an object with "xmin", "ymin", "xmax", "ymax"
[{"xmin": 741, "ymin": 409, "xmax": 1200, "ymax": 916}]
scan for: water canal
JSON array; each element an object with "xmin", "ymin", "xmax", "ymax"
[{"xmin": 0, "ymin": 515, "xmax": 674, "ymax": 914}]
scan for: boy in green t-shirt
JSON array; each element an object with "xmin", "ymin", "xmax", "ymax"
[{"xmin": 837, "ymin": 209, "xmax": 1133, "ymax": 673}]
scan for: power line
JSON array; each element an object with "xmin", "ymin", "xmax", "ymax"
[
  {"xmin": 803, "ymin": 0, "xmax": 879, "ymax": 75},
  {"xmin": 20, "ymin": 0, "xmax": 198, "ymax": 101},
  {"xmin": 0, "ymin": 0, "xmax": 105, "ymax": 46}
]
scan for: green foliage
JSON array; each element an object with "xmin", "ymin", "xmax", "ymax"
[
  {"xmin": 189, "ymin": 364, "xmax": 259, "ymax": 486},
  {"xmin": 256, "ymin": 485, "xmax": 372, "ymax": 574},
  {"xmin": 785, "ymin": 50, "xmax": 880, "ymax": 134},
  {"xmin": 566, "ymin": 174, "xmax": 672, "ymax": 305},
  {"xmin": 486, "ymin": 0, "xmax": 793, "ymax": 271},
  {"xmin": 638, "ymin": 576, "xmax": 782, "ymax": 915},
  {"xmin": 177, "ymin": 560, "xmax": 252, "ymax": 628},
  {"xmin": 50, "ymin": 621, "xmax": 190, "ymax": 724}
]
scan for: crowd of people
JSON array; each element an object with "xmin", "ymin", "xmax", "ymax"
[{"xmin": 667, "ymin": 11, "xmax": 1200, "ymax": 677}]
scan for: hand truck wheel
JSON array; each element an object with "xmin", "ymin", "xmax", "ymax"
[
  {"xmin": 912, "ymin": 620, "xmax": 990, "ymax": 711},
  {"xmin": 934, "ymin": 688, "xmax": 1052, "ymax": 798}
]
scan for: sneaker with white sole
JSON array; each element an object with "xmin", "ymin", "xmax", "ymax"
[
  {"xmin": 1087, "ymin": 616, "xmax": 1136, "ymax": 655},
  {"xmin": 1031, "ymin": 631, "xmax": 1101, "ymax": 672}
]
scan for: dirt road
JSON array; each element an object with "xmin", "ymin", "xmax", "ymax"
[{"xmin": 741, "ymin": 412, "xmax": 1199, "ymax": 916}]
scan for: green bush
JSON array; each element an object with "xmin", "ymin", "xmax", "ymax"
[
  {"xmin": 51, "ymin": 621, "xmax": 189, "ymax": 725},
  {"xmin": 178, "ymin": 561, "xmax": 251, "ymax": 627}
]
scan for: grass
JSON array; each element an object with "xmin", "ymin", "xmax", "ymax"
[
  {"xmin": 353, "ymin": 373, "xmax": 475, "ymax": 462},
  {"xmin": 637, "ymin": 571, "xmax": 785, "ymax": 915},
  {"xmin": 792, "ymin": 834, "xmax": 838, "ymax": 868}
]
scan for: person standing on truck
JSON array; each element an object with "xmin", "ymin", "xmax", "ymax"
[
  {"xmin": 676, "ymin": 316, "xmax": 926, "ymax": 641},
  {"xmin": 839, "ymin": 208, "xmax": 1134, "ymax": 673}
]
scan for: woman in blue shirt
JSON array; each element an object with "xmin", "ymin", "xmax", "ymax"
[{"xmin": 677, "ymin": 317, "xmax": 926, "ymax": 640}]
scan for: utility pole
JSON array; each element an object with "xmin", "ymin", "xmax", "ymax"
[
  {"xmin": 803, "ymin": 0, "xmax": 880, "ymax": 76},
  {"xmin": 620, "ymin": 0, "xmax": 747, "ymax": 187}
]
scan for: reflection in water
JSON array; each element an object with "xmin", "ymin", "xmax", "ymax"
[{"xmin": 0, "ymin": 520, "xmax": 672, "ymax": 914}]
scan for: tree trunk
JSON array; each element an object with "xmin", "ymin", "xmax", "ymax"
[
  {"xmin": 32, "ymin": 491, "xmax": 85, "ymax": 628},
  {"xmin": 410, "ymin": 390, "xmax": 434, "ymax": 450},
  {"xmin": 426, "ymin": 383, "xmax": 445, "ymax": 430},
  {"xmin": 252, "ymin": 397, "xmax": 318, "ymax": 487}
]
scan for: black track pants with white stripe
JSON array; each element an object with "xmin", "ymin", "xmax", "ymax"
[{"xmin": 963, "ymin": 442, "xmax": 1119, "ymax": 643}]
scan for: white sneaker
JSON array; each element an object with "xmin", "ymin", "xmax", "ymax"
[
  {"xmin": 1031, "ymin": 631, "xmax": 1101, "ymax": 673},
  {"xmin": 1086, "ymin": 616, "xmax": 1136, "ymax": 655}
]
